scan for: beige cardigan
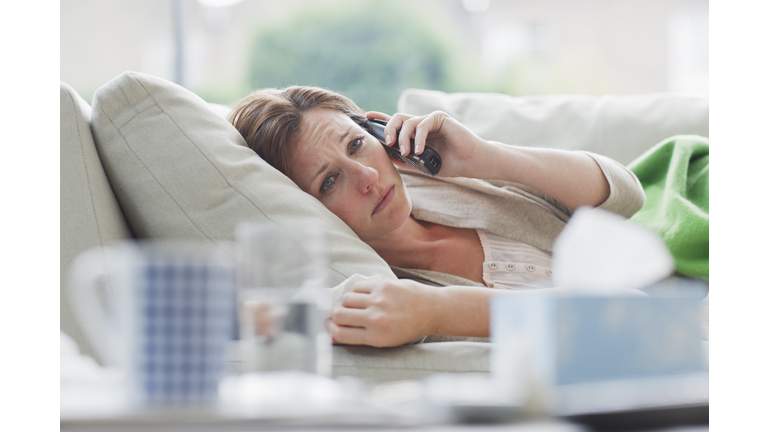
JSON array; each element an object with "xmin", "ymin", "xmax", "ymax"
[{"xmin": 391, "ymin": 151, "xmax": 646, "ymax": 289}]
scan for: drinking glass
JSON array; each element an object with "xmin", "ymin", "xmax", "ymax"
[{"xmin": 235, "ymin": 220, "xmax": 332, "ymax": 375}]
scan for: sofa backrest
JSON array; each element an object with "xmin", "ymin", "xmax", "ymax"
[
  {"xmin": 60, "ymin": 82, "xmax": 133, "ymax": 363},
  {"xmin": 398, "ymin": 89, "xmax": 709, "ymax": 166}
]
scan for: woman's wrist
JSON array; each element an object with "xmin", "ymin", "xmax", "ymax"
[
  {"xmin": 430, "ymin": 286, "xmax": 493, "ymax": 338},
  {"xmin": 447, "ymin": 137, "xmax": 502, "ymax": 179},
  {"xmin": 464, "ymin": 140, "xmax": 522, "ymax": 180},
  {"xmin": 424, "ymin": 284, "xmax": 449, "ymax": 336},
  {"xmin": 404, "ymin": 280, "xmax": 442, "ymax": 338}
]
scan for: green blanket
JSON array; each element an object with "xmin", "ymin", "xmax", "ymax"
[{"xmin": 628, "ymin": 135, "xmax": 709, "ymax": 280}]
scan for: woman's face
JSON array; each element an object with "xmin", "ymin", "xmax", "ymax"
[{"xmin": 287, "ymin": 109, "xmax": 412, "ymax": 242}]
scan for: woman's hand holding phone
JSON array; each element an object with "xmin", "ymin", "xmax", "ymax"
[
  {"xmin": 366, "ymin": 110, "xmax": 612, "ymax": 210},
  {"xmin": 365, "ymin": 111, "xmax": 492, "ymax": 179}
]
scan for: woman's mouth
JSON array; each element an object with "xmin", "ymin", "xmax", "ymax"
[{"xmin": 372, "ymin": 186, "xmax": 395, "ymax": 215}]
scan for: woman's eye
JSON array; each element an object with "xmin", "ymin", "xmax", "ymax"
[
  {"xmin": 320, "ymin": 175, "xmax": 335, "ymax": 193},
  {"xmin": 350, "ymin": 137, "xmax": 363, "ymax": 153}
]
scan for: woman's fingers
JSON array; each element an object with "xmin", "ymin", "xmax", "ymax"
[
  {"xmin": 331, "ymin": 304, "xmax": 371, "ymax": 326},
  {"xmin": 397, "ymin": 116, "xmax": 420, "ymax": 156},
  {"xmin": 364, "ymin": 111, "xmax": 391, "ymax": 121},
  {"xmin": 385, "ymin": 113, "xmax": 419, "ymax": 152},
  {"xmin": 396, "ymin": 112, "xmax": 449, "ymax": 156},
  {"xmin": 413, "ymin": 111, "xmax": 448, "ymax": 155},
  {"xmin": 340, "ymin": 291, "xmax": 370, "ymax": 308},
  {"xmin": 377, "ymin": 111, "xmax": 451, "ymax": 157},
  {"xmin": 365, "ymin": 112, "xmax": 409, "ymax": 148},
  {"xmin": 327, "ymin": 321, "xmax": 370, "ymax": 346},
  {"xmin": 351, "ymin": 282, "xmax": 374, "ymax": 293}
]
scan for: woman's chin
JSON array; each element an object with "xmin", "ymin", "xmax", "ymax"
[
  {"xmin": 355, "ymin": 183, "xmax": 412, "ymax": 243},
  {"xmin": 359, "ymin": 200, "xmax": 411, "ymax": 243}
]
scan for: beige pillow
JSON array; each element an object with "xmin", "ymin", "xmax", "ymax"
[
  {"xmin": 90, "ymin": 71, "xmax": 395, "ymax": 285},
  {"xmin": 398, "ymin": 89, "xmax": 709, "ymax": 166}
]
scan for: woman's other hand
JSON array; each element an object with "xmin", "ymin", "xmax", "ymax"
[
  {"xmin": 328, "ymin": 279, "xmax": 495, "ymax": 347},
  {"xmin": 329, "ymin": 278, "xmax": 438, "ymax": 347},
  {"xmin": 365, "ymin": 111, "xmax": 489, "ymax": 178}
]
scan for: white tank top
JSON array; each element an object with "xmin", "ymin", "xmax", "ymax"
[{"xmin": 476, "ymin": 229, "xmax": 554, "ymax": 289}]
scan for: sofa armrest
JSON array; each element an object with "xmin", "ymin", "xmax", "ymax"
[{"xmin": 60, "ymin": 82, "xmax": 133, "ymax": 364}]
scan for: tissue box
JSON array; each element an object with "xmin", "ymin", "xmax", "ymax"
[{"xmin": 491, "ymin": 293, "xmax": 707, "ymax": 415}]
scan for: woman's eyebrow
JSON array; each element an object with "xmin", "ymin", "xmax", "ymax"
[
  {"xmin": 308, "ymin": 127, "xmax": 354, "ymax": 189},
  {"xmin": 338, "ymin": 129, "xmax": 351, "ymax": 144}
]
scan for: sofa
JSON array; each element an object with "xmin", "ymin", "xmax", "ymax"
[{"xmin": 60, "ymin": 72, "xmax": 708, "ymax": 383}]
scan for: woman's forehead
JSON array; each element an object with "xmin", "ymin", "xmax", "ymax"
[
  {"xmin": 287, "ymin": 109, "xmax": 358, "ymax": 191},
  {"xmin": 299, "ymin": 109, "xmax": 357, "ymax": 143}
]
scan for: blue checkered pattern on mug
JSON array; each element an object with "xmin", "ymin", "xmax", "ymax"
[{"xmin": 137, "ymin": 258, "xmax": 234, "ymax": 405}]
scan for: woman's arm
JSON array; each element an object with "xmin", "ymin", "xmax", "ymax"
[
  {"xmin": 328, "ymin": 278, "xmax": 496, "ymax": 347},
  {"xmin": 367, "ymin": 111, "xmax": 610, "ymax": 210},
  {"xmin": 474, "ymin": 143, "xmax": 610, "ymax": 210}
]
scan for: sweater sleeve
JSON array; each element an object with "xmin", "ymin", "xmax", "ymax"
[{"xmin": 583, "ymin": 151, "xmax": 645, "ymax": 218}]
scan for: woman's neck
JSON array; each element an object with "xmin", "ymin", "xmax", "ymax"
[
  {"xmin": 367, "ymin": 216, "xmax": 486, "ymax": 285},
  {"xmin": 365, "ymin": 216, "xmax": 439, "ymax": 270}
]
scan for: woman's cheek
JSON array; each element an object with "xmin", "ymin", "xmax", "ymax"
[{"xmin": 325, "ymin": 195, "xmax": 368, "ymax": 236}]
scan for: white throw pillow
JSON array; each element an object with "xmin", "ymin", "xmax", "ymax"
[
  {"xmin": 90, "ymin": 71, "xmax": 396, "ymax": 285},
  {"xmin": 398, "ymin": 89, "xmax": 709, "ymax": 165}
]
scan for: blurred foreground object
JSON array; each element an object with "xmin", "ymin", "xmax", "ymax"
[
  {"xmin": 69, "ymin": 241, "xmax": 236, "ymax": 407},
  {"xmin": 552, "ymin": 207, "xmax": 675, "ymax": 293},
  {"xmin": 492, "ymin": 291, "xmax": 707, "ymax": 428},
  {"xmin": 504, "ymin": 206, "xmax": 708, "ymax": 428},
  {"xmin": 234, "ymin": 220, "xmax": 332, "ymax": 375}
]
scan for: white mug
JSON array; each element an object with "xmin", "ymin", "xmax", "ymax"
[{"xmin": 69, "ymin": 240, "xmax": 236, "ymax": 406}]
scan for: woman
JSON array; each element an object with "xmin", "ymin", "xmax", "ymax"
[{"xmin": 229, "ymin": 86, "xmax": 645, "ymax": 348}]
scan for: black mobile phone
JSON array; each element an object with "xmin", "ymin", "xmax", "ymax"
[{"xmin": 365, "ymin": 118, "xmax": 441, "ymax": 176}]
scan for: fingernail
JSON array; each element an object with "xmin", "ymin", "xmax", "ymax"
[
  {"xmin": 415, "ymin": 144, "xmax": 420, "ymax": 154},
  {"xmin": 401, "ymin": 145, "xmax": 407, "ymax": 155},
  {"xmin": 385, "ymin": 134, "xmax": 391, "ymax": 145}
]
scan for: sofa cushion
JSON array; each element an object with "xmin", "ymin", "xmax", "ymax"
[
  {"xmin": 89, "ymin": 72, "xmax": 395, "ymax": 285},
  {"xmin": 60, "ymin": 82, "xmax": 133, "ymax": 364},
  {"xmin": 398, "ymin": 89, "xmax": 709, "ymax": 166},
  {"xmin": 332, "ymin": 342, "xmax": 490, "ymax": 384}
]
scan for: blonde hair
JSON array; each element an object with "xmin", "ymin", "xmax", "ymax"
[{"xmin": 228, "ymin": 86, "xmax": 366, "ymax": 175}]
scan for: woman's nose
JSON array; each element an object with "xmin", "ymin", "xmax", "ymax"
[{"xmin": 352, "ymin": 162, "xmax": 378, "ymax": 193}]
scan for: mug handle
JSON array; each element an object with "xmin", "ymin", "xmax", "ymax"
[{"xmin": 69, "ymin": 245, "xmax": 123, "ymax": 366}]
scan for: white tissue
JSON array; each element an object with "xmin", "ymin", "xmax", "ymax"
[{"xmin": 552, "ymin": 207, "xmax": 674, "ymax": 292}]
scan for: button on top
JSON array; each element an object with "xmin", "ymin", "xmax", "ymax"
[
  {"xmin": 545, "ymin": 269, "xmax": 553, "ymax": 277},
  {"xmin": 506, "ymin": 263, "xmax": 515, "ymax": 271},
  {"xmin": 526, "ymin": 264, "xmax": 535, "ymax": 272},
  {"xmin": 489, "ymin": 263, "xmax": 498, "ymax": 270}
]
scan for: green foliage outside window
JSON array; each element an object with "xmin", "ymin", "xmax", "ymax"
[{"xmin": 246, "ymin": 1, "xmax": 466, "ymax": 114}]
